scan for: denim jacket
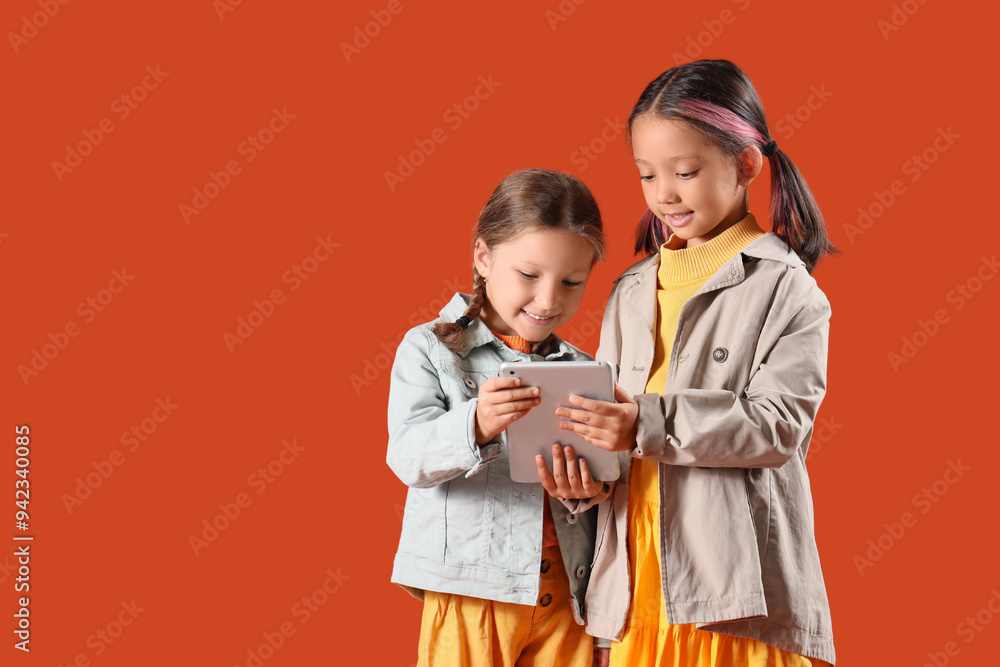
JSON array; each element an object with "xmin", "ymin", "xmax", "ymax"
[
  {"xmin": 387, "ymin": 293, "xmax": 599, "ymax": 623},
  {"xmin": 586, "ymin": 233, "xmax": 836, "ymax": 663}
]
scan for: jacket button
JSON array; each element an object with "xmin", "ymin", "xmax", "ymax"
[
  {"xmin": 540, "ymin": 559, "xmax": 551, "ymax": 574},
  {"xmin": 463, "ymin": 377, "xmax": 476, "ymax": 388},
  {"xmin": 566, "ymin": 512, "xmax": 578, "ymax": 525},
  {"xmin": 575, "ymin": 565, "xmax": 587, "ymax": 579},
  {"xmin": 712, "ymin": 347, "xmax": 728, "ymax": 363},
  {"xmin": 539, "ymin": 593, "xmax": 552, "ymax": 607}
]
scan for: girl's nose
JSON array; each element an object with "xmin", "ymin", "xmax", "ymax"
[
  {"xmin": 656, "ymin": 181, "xmax": 677, "ymax": 205},
  {"xmin": 535, "ymin": 284, "xmax": 558, "ymax": 310}
]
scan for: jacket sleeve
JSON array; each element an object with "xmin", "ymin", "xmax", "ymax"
[
  {"xmin": 386, "ymin": 327, "xmax": 502, "ymax": 488},
  {"xmin": 633, "ymin": 298, "xmax": 830, "ymax": 468}
]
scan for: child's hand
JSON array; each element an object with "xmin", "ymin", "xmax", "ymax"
[
  {"xmin": 475, "ymin": 376, "xmax": 540, "ymax": 444},
  {"xmin": 536, "ymin": 444, "xmax": 605, "ymax": 499},
  {"xmin": 556, "ymin": 383, "xmax": 638, "ymax": 452},
  {"xmin": 593, "ymin": 646, "xmax": 610, "ymax": 667}
]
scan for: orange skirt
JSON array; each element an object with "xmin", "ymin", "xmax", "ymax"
[{"xmin": 609, "ymin": 459, "xmax": 831, "ymax": 667}]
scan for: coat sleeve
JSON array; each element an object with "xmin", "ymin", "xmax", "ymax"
[
  {"xmin": 633, "ymin": 296, "xmax": 830, "ymax": 469},
  {"xmin": 386, "ymin": 327, "xmax": 502, "ymax": 488}
]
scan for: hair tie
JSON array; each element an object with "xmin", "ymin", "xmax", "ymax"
[
  {"xmin": 455, "ymin": 315, "xmax": 471, "ymax": 329},
  {"xmin": 762, "ymin": 140, "xmax": 778, "ymax": 157}
]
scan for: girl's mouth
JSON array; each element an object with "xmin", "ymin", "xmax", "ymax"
[
  {"xmin": 522, "ymin": 310, "xmax": 555, "ymax": 324},
  {"xmin": 667, "ymin": 211, "xmax": 693, "ymax": 227}
]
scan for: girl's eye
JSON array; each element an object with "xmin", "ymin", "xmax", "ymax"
[
  {"xmin": 518, "ymin": 272, "xmax": 537, "ymax": 280},
  {"xmin": 639, "ymin": 174, "xmax": 654, "ymax": 182},
  {"xmin": 563, "ymin": 280, "xmax": 582, "ymax": 287},
  {"xmin": 678, "ymin": 171, "xmax": 699, "ymax": 180}
]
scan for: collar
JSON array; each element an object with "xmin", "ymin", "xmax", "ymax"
[
  {"xmin": 438, "ymin": 292, "xmax": 579, "ymax": 361},
  {"xmin": 613, "ymin": 227, "xmax": 804, "ymax": 290}
]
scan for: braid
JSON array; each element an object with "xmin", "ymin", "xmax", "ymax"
[{"xmin": 432, "ymin": 270, "xmax": 489, "ymax": 354}]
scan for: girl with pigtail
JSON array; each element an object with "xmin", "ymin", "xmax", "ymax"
[
  {"xmin": 387, "ymin": 169, "xmax": 614, "ymax": 666},
  {"xmin": 548, "ymin": 60, "xmax": 839, "ymax": 665}
]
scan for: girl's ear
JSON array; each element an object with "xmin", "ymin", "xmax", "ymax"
[
  {"xmin": 472, "ymin": 238, "xmax": 491, "ymax": 279},
  {"xmin": 738, "ymin": 145, "xmax": 764, "ymax": 188}
]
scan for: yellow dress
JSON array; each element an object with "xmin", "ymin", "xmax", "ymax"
[{"xmin": 609, "ymin": 216, "xmax": 832, "ymax": 667}]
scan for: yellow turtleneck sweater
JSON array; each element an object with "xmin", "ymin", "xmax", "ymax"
[
  {"xmin": 633, "ymin": 213, "xmax": 764, "ymax": 505},
  {"xmin": 642, "ymin": 214, "xmax": 765, "ymax": 397}
]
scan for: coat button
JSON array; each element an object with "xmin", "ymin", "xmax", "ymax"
[
  {"xmin": 566, "ymin": 512, "xmax": 578, "ymax": 524},
  {"xmin": 712, "ymin": 347, "xmax": 728, "ymax": 363},
  {"xmin": 463, "ymin": 377, "xmax": 476, "ymax": 388},
  {"xmin": 575, "ymin": 565, "xmax": 587, "ymax": 579},
  {"xmin": 539, "ymin": 593, "xmax": 552, "ymax": 607},
  {"xmin": 540, "ymin": 559, "xmax": 551, "ymax": 574}
]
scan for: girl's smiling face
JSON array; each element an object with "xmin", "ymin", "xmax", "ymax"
[
  {"xmin": 631, "ymin": 114, "xmax": 757, "ymax": 248},
  {"xmin": 473, "ymin": 228, "xmax": 595, "ymax": 342}
]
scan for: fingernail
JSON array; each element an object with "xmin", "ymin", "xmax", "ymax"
[{"xmin": 531, "ymin": 387, "xmax": 539, "ymax": 396}]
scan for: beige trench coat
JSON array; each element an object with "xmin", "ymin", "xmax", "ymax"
[{"xmin": 585, "ymin": 232, "xmax": 836, "ymax": 664}]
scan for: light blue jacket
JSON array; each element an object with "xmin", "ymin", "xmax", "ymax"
[{"xmin": 387, "ymin": 293, "xmax": 598, "ymax": 622}]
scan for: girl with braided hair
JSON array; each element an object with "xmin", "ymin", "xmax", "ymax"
[{"xmin": 388, "ymin": 169, "xmax": 613, "ymax": 666}]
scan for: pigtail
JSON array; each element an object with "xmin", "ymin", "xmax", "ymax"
[
  {"xmin": 634, "ymin": 207, "xmax": 673, "ymax": 256},
  {"xmin": 766, "ymin": 148, "xmax": 838, "ymax": 273},
  {"xmin": 432, "ymin": 270, "xmax": 488, "ymax": 354}
]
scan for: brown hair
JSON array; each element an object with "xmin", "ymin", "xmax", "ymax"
[{"xmin": 433, "ymin": 169, "xmax": 605, "ymax": 354}]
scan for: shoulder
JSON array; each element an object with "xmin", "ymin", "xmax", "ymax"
[
  {"xmin": 742, "ymin": 234, "xmax": 830, "ymax": 315},
  {"xmin": 602, "ymin": 253, "xmax": 658, "ymax": 307},
  {"xmin": 548, "ymin": 336, "xmax": 594, "ymax": 362},
  {"xmin": 611, "ymin": 253, "xmax": 658, "ymax": 287}
]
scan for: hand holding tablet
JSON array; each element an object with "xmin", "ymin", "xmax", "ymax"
[
  {"xmin": 535, "ymin": 443, "xmax": 606, "ymax": 500},
  {"xmin": 500, "ymin": 361, "xmax": 622, "ymax": 483}
]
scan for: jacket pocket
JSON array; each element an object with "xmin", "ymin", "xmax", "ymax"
[{"xmin": 440, "ymin": 357, "xmax": 495, "ymax": 401}]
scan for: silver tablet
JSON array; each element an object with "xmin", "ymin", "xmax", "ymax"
[{"xmin": 499, "ymin": 360, "xmax": 620, "ymax": 483}]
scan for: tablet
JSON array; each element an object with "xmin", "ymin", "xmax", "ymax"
[{"xmin": 499, "ymin": 360, "xmax": 620, "ymax": 483}]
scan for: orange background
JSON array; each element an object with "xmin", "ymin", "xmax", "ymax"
[{"xmin": 3, "ymin": 0, "xmax": 998, "ymax": 664}]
